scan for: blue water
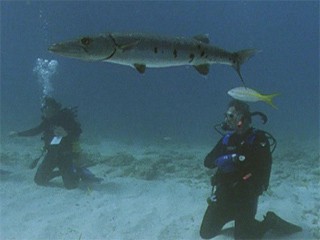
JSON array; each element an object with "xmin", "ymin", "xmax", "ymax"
[{"xmin": 1, "ymin": 1, "xmax": 319, "ymax": 145}]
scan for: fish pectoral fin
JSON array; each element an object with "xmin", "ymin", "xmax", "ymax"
[
  {"xmin": 118, "ymin": 40, "xmax": 140, "ymax": 52},
  {"xmin": 193, "ymin": 34, "xmax": 210, "ymax": 44},
  {"xmin": 194, "ymin": 64, "xmax": 210, "ymax": 75},
  {"xmin": 134, "ymin": 64, "xmax": 146, "ymax": 74}
]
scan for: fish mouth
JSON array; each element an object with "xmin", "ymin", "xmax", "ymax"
[
  {"xmin": 48, "ymin": 41, "xmax": 109, "ymax": 61},
  {"xmin": 48, "ymin": 43, "xmax": 71, "ymax": 53},
  {"xmin": 48, "ymin": 42, "xmax": 86, "ymax": 59},
  {"xmin": 48, "ymin": 44, "xmax": 59, "ymax": 52}
]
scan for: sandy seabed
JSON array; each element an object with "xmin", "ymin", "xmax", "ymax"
[{"xmin": 0, "ymin": 136, "xmax": 319, "ymax": 240}]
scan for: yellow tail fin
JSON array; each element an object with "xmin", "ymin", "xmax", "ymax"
[{"xmin": 263, "ymin": 93, "xmax": 280, "ymax": 109}]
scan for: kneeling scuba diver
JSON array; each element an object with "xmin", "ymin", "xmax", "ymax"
[
  {"xmin": 200, "ymin": 100, "xmax": 302, "ymax": 239},
  {"xmin": 30, "ymin": 147, "xmax": 103, "ymax": 184}
]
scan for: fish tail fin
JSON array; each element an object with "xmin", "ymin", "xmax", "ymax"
[
  {"xmin": 232, "ymin": 49, "xmax": 260, "ymax": 86},
  {"xmin": 263, "ymin": 93, "xmax": 280, "ymax": 109}
]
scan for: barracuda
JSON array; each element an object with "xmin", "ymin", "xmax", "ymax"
[{"xmin": 48, "ymin": 32, "xmax": 257, "ymax": 84}]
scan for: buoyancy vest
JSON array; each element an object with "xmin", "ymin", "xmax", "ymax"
[{"xmin": 218, "ymin": 129, "xmax": 272, "ymax": 193}]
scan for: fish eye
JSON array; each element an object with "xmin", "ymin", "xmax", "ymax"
[{"xmin": 81, "ymin": 37, "xmax": 92, "ymax": 46}]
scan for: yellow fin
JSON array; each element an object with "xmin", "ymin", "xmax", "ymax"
[{"xmin": 262, "ymin": 93, "xmax": 280, "ymax": 109}]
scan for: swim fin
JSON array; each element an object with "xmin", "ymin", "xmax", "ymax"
[
  {"xmin": 77, "ymin": 167, "xmax": 103, "ymax": 183},
  {"xmin": 48, "ymin": 170, "xmax": 61, "ymax": 181},
  {"xmin": 264, "ymin": 211, "xmax": 302, "ymax": 235}
]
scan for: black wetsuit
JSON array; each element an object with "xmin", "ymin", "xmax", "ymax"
[
  {"xmin": 200, "ymin": 127, "xmax": 272, "ymax": 240},
  {"xmin": 18, "ymin": 108, "xmax": 82, "ymax": 189}
]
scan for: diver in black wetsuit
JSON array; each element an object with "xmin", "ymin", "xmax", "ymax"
[
  {"xmin": 200, "ymin": 100, "xmax": 302, "ymax": 240},
  {"xmin": 10, "ymin": 97, "xmax": 102, "ymax": 189}
]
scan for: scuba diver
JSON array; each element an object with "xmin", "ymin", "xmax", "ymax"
[
  {"xmin": 200, "ymin": 100, "xmax": 302, "ymax": 239},
  {"xmin": 9, "ymin": 97, "xmax": 102, "ymax": 189}
]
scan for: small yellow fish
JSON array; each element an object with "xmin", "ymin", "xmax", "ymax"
[{"xmin": 227, "ymin": 87, "xmax": 280, "ymax": 109}]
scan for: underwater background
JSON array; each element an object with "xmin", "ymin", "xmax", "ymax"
[{"xmin": 1, "ymin": 1, "xmax": 319, "ymax": 146}]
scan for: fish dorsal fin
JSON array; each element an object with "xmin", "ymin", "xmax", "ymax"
[
  {"xmin": 193, "ymin": 34, "xmax": 210, "ymax": 44},
  {"xmin": 134, "ymin": 63, "xmax": 146, "ymax": 74},
  {"xmin": 194, "ymin": 64, "xmax": 210, "ymax": 75}
]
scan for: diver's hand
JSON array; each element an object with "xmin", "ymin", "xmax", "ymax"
[
  {"xmin": 215, "ymin": 154, "xmax": 246, "ymax": 173},
  {"xmin": 215, "ymin": 154, "xmax": 237, "ymax": 172},
  {"xmin": 54, "ymin": 126, "xmax": 67, "ymax": 137},
  {"xmin": 8, "ymin": 131, "xmax": 19, "ymax": 137}
]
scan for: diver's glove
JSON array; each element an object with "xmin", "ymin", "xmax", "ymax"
[{"xmin": 215, "ymin": 154, "xmax": 246, "ymax": 173}]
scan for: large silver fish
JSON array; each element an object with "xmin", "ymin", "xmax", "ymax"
[{"xmin": 48, "ymin": 32, "xmax": 257, "ymax": 84}]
